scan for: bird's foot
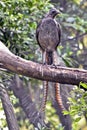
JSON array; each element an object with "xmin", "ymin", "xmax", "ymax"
[
  {"xmin": 43, "ymin": 62, "xmax": 48, "ymax": 66},
  {"xmin": 50, "ymin": 64, "xmax": 61, "ymax": 69}
]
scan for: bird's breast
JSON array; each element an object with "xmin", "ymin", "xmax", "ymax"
[{"xmin": 38, "ymin": 19, "xmax": 59, "ymax": 51}]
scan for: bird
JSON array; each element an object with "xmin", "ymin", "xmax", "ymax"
[
  {"xmin": 36, "ymin": 8, "xmax": 65, "ymax": 121},
  {"xmin": 36, "ymin": 8, "xmax": 61, "ymax": 65}
]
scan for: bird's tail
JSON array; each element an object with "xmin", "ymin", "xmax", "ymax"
[
  {"xmin": 39, "ymin": 51, "xmax": 53, "ymax": 116},
  {"xmin": 46, "ymin": 51, "xmax": 53, "ymax": 65},
  {"xmin": 54, "ymin": 83, "xmax": 65, "ymax": 111},
  {"xmin": 40, "ymin": 81, "xmax": 48, "ymax": 112},
  {"xmin": 46, "ymin": 51, "xmax": 65, "ymax": 112}
]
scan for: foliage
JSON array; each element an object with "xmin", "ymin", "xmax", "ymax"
[
  {"xmin": 57, "ymin": 0, "xmax": 87, "ymax": 68},
  {"xmin": 64, "ymin": 82, "xmax": 87, "ymax": 130},
  {"xmin": 0, "ymin": 0, "xmax": 87, "ymax": 130},
  {"xmin": 0, "ymin": 0, "xmax": 53, "ymax": 61},
  {"xmin": 0, "ymin": 0, "xmax": 53, "ymax": 130}
]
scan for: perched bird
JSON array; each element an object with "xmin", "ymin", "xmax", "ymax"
[
  {"xmin": 36, "ymin": 8, "xmax": 72, "ymax": 130},
  {"xmin": 36, "ymin": 8, "xmax": 61, "ymax": 65},
  {"xmin": 36, "ymin": 7, "xmax": 65, "ymax": 125}
]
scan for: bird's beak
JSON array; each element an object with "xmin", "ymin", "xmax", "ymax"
[{"xmin": 56, "ymin": 10, "xmax": 61, "ymax": 15}]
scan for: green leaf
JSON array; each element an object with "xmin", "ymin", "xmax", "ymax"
[
  {"xmin": 80, "ymin": 82, "xmax": 87, "ymax": 89},
  {"xmin": 75, "ymin": 117, "xmax": 81, "ymax": 122},
  {"xmin": 63, "ymin": 110, "xmax": 69, "ymax": 115}
]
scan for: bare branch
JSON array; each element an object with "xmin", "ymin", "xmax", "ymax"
[
  {"xmin": 62, "ymin": 32, "xmax": 87, "ymax": 43},
  {"xmin": 0, "ymin": 41, "xmax": 87, "ymax": 85},
  {"xmin": 0, "ymin": 84, "xmax": 19, "ymax": 130}
]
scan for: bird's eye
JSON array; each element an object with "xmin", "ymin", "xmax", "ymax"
[{"xmin": 52, "ymin": 10, "xmax": 56, "ymax": 14}]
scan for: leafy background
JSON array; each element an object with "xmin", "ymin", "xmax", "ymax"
[{"xmin": 0, "ymin": 0, "xmax": 87, "ymax": 130}]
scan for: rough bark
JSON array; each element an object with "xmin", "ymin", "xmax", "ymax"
[
  {"xmin": 0, "ymin": 84, "xmax": 19, "ymax": 130},
  {"xmin": 0, "ymin": 41, "xmax": 87, "ymax": 85}
]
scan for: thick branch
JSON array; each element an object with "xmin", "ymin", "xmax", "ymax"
[
  {"xmin": 0, "ymin": 41, "xmax": 87, "ymax": 85},
  {"xmin": 0, "ymin": 84, "xmax": 19, "ymax": 130}
]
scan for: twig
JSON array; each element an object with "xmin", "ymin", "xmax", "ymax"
[{"xmin": 62, "ymin": 32, "xmax": 87, "ymax": 43}]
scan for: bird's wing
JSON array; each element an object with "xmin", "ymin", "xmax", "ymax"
[
  {"xmin": 36, "ymin": 20, "xmax": 43, "ymax": 50},
  {"xmin": 36, "ymin": 22, "xmax": 40, "ymax": 43},
  {"xmin": 57, "ymin": 23, "xmax": 61, "ymax": 44}
]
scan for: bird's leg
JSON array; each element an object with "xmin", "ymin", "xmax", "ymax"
[
  {"xmin": 50, "ymin": 50, "xmax": 61, "ymax": 69},
  {"xmin": 40, "ymin": 50, "xmax": 47, "ymax": 77},
  {"xmin": 53, "ymin": 50, "xmax": 61, "ymax": 65},
  {"xmin": 42, "ymin": 50, "xmax": 47, "ymax": 65}
]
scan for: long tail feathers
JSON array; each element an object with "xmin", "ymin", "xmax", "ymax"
[
  {"xmin": 40, "ymin": 81, "xmax": 48, "ymax": 113},
  {"xmin": 40, "ymin": 51, "xmax": 65, "ymax": 116},
  {"xmin": 40, "ymin": 51, "xmax": 52, "ymax": 114},
  {"xmin": 54, "ymin": 83, "xmax": 65, "ymax": 111}
]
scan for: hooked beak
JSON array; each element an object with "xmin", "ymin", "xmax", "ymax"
[{"xmin": 56, "ymin": 10, "xmax": 62, "ymax": 15}]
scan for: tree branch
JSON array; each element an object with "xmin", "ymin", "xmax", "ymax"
[
  {"xmin": 0, "ymin": 41, "xmax": 87, "ymax": 85},
  {"xmin": 62, "ymin": 32, "xmax": 87, "ymax": 43},
  {"xmin": 0, "ymin": 84, "xmax": 19, "ymax": 130}
]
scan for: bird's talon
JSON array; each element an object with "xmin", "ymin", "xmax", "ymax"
[
  {"xmin": 43, "ymin": 62, "xmax": 47, "ymax": 65},
  {"xmin": 50, "ymin": 64, "xmax": 61, "ymax": 69}
]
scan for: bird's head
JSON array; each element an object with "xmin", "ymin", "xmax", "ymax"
[{"xmin": 47, "ymin": 8, "xmax": 61, "ymax": 18}]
